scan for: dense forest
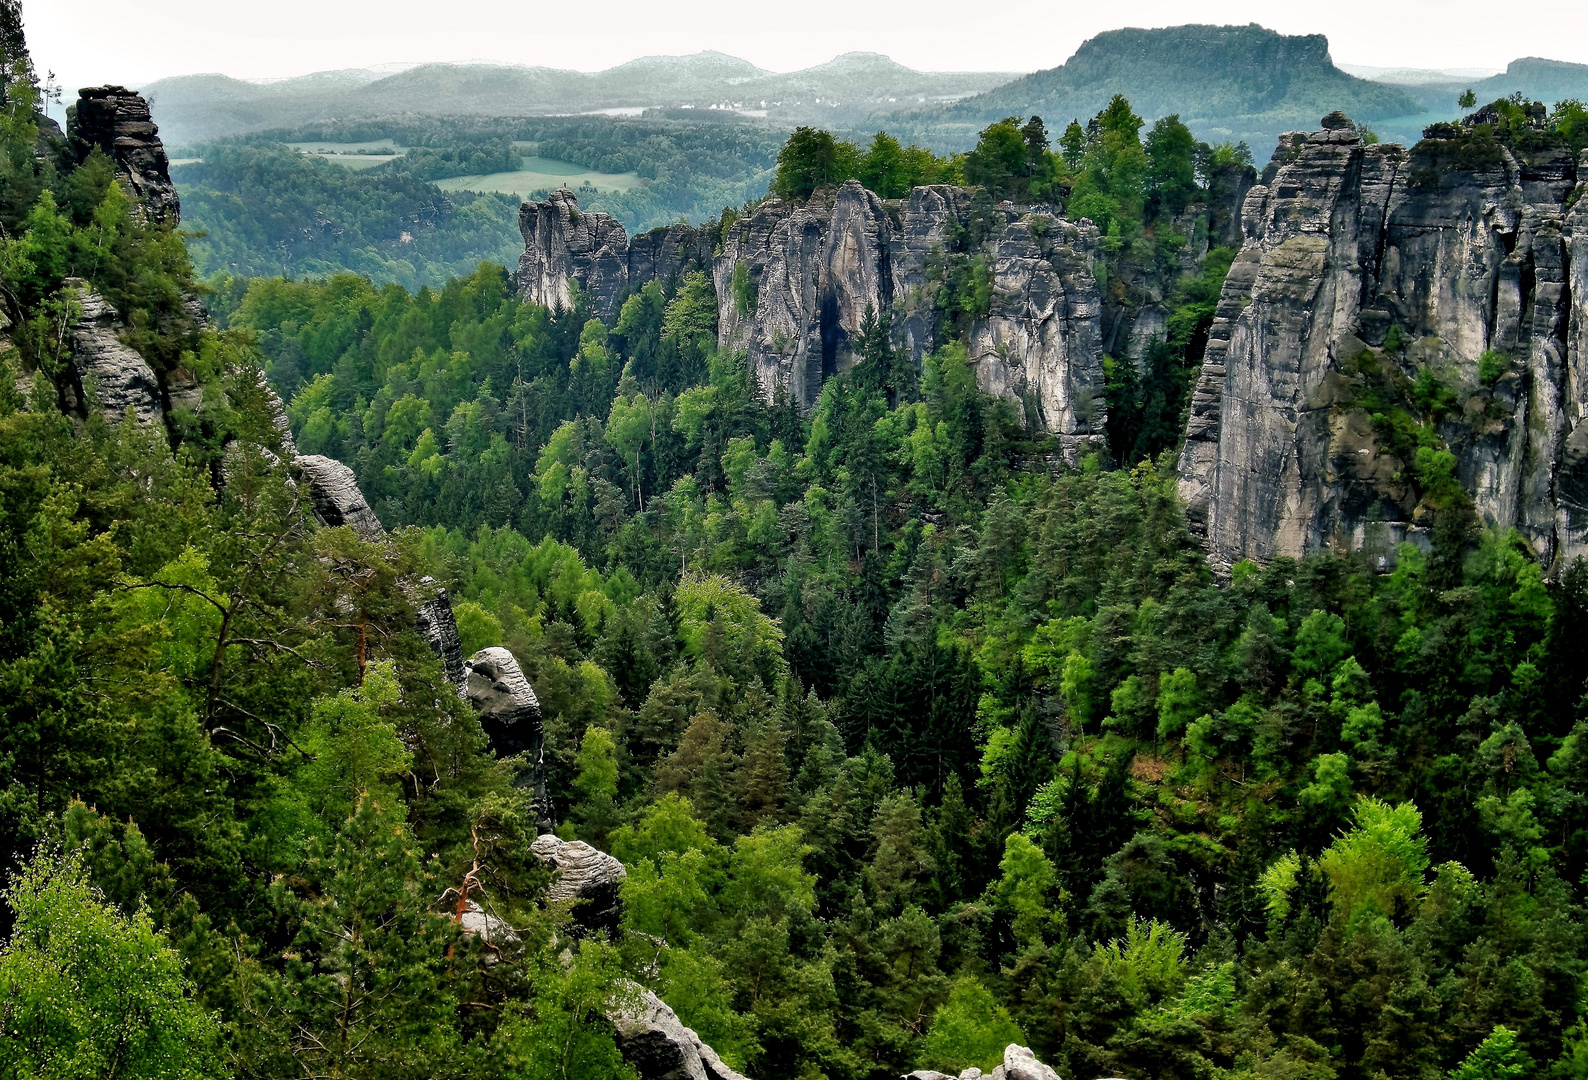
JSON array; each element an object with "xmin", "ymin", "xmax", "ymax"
[
  {"xmin": 173, "ymin": 143, "xmax": 526, "ymax": 287},
  {"xmin": 8, "ymin": 3, "xmax": 1588, "ymax": 1077},
  {"xmin": 173, "ymin": 116, "xmax": 786, "ymax": 287}
]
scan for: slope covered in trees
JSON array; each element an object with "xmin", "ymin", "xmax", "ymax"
[{"xmin": 6, "ymin": 6, "xmax": 1588, "ymax": 1078}]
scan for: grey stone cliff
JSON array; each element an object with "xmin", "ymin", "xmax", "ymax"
[
  {"xmin": 415, "ymin": 577, "xmax": 466, "ymax": 694},
  {"xmin": 521, "ymin": 185, "xmax": 1118, "ymax": 452},
  {"xmin": 516, "ymin": 189, "xmax": 709, "ymax": 321},
  {"xmin": 612, "ymin": 986, "xmax": 750, "ymax": 1080},
  {"xmin": 1178, "ymin": 113, "xmax": 1588, "ymax": 573},
  {"xmin": 61, "ymin": 278, "xmax": 164, "ymax": 427},
  {"xmin": 69, "ymin": 86, "xmax": 179, "ymax": 224}
]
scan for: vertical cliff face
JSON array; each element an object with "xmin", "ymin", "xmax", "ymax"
[
  {"xmin": 965, "ymin": 214, "xmax": 1107, "ymax": 445},
  {"xmin": 1179, "ymin": 113, "xmax": 1588, "ymax": 574},
  {"xmin": 715, "ymin": 182, "xmax": 1112, "ymax": 448},
  {"xmin": 519, "ymin": 184, "xmax": 1137, "ymax": 451},
  {"xmin": 714, "ymin": 180, "xmax": 894, "ymax": 407},
  {"xmin": 516, "ymin": 189, "xmax": 709, "ymax": 321}
]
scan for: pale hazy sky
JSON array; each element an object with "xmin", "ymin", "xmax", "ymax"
[{"xmin": 27, "ymin": 0, "xmax": 1588, "ymax": 101}]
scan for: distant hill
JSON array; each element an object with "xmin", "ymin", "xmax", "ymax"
[
  {"xmin": 896, "ymin": 24, "xmax": 1424, "ymax": 154},
  {"xmin": 1333, "ymin": 58, "xmax": 1588, "ymax": 143},
  {"xmin": 1468, "ymin": 57, "xmax": 1588, "ymax": 106},
  {"xmin": 141, "ymin": 52, "xmax": 1017, "ymax": 145}
]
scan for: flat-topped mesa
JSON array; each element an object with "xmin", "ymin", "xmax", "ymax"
[
  {"xmin": 516, "ymin": 189, "xmax": 710, "ymax": 321},
  {"xmin": 519, "ymin": 184, "xmax": 1114, "ymax": 452},
  {"xmin": 1178, "ymin": 112, "xmax": 1588, "ymax": 575},
  {"xmin": 68, "ymin": 86, "xmax": 179, "ymax": 224}
]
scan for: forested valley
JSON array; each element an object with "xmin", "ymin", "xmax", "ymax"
[{"xmin": 6, "ymin": 5, "xmax": 1588, "ymax": 1079}]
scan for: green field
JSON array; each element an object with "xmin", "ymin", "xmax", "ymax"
[
  {"xmin": 436, "ymin": 155, "xmax": 643, "ymax": 197},
  {"xmin": 289, "ymin": 139, "xmax": 405, "ymax": 171}
]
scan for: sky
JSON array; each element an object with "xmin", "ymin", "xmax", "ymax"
[{"xmin": 27, "ymin": 0, "xmax": 1588, "ymax": 103}]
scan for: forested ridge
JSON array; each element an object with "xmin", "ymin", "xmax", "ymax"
[{"xmin": 6, "ymin": 8, "xmax": 1588, "ymax": 1080}]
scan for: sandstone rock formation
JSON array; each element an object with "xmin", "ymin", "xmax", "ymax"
[
  {"xmin": 904, "ymin": 1045, "xmax": 1062, "ymax": 1080},
  {"xmin": 415, "ymin": 577, "xmax": 466, "ymax": 694},
  {"xmin": 1178, "ymin": 113, "xmax": 1588, "ymax": 573},
  {"xmin": 517, "ymin": 189, "xmax": 708, "ymax": 321},
  {"xmin": 613, "ymin": 986, "xmax": 750, "ymax": 1080},
  {"xmin": 292, "ymin": 454, "xmax": 387, "ymax": 541},
  {"xmin": 529, "ymin": 833, "xmax": 626, "ymax": 934},
  {"xmin": 964, "ymin": 213, "xmax": 1106, "ymax": 450},
  {"xmin": 62, "ymin": 278, "xmax": 163, "ymax": 426},
  {"xmin": 69, "ymin": 86, "xmax": 179, "ymax": 224},
  {"xmin": 465, "ymin": 647, "xmax": 551, "ymax": 829},
  {"xmin": 521, "ymin": 185, "xmax": 1119, "ymax": 454}
]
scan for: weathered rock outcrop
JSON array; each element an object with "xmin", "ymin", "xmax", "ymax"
[
  {"xmin": 61, "ymin": 278, "xmax": 164, "ymax": 427},
  {"xmin": 613, "ymin": 986, "xmax": 750, "ymax": 1080},
  {"xmin": 717, "ymin": 181, "xmax": 1110, "ymax": 448},
  {"xmin": 292, "ymin": 454, "xmax": 387, "ymax": 541},
  {"xmin": 715, "ymin": 181, "xmax": 897, "ymax": 406},
  {"xmin": 522, "ymin": 185, "xmax": 1116, "ymax": 451},
  {"xmin": 415, "ymin": 577, "xmax": 466, "ymax": 694},
  {"xmin": 904, "ymin": 1044, "xmax": 1063, "ymax": 1080},
  {"xmin": 465, "ymin": 647, "xmax": 551, "ymax": 829},
  {"xmin": 530, "ymin": 833, "xmax": 626, "ymax": 934},
  {"xmin": 1179, "ymin": 113, "xmax": 1588, "ymax": 573},
  {"xmin": 517, "ymin": 189, "xmax": 708, "ymax": 320},
  {"xmin": 965, "ymin": 214, "xmax": 1106, "ymax": 448},
  {"xmin": 69, "ymin": 86, "xmax": 179, "ymax": 224}
]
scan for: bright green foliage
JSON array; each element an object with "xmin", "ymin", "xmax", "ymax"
[
  {"xmin": 918, "ymin": 977, "xmax": 1027, "ymax": 1073},
  {"xmin": 486, "ymin": 940, "xmax": 640, "ymax": 1080},
  {"xmin": 0, "ymin": 847, "xmax": 222, "ymax": 1079},
  {"xmin": 1447, "ymin": 1026, "xmax": 1532, "ymax": 1080},
  {"xmin": 993, "ymin": 832, "xmax": 1060, "ymax": 949},
  {"xmin": 572, "ymin": 724, "xmax": 621, "ymax": 844},
  {"xmin": 1318, "ymin": 797, "xmax": 1430, "ymax": 924},
  {"xmin": 1156, "ymin": 667, "xmax": 1199, "ymax": 739}
]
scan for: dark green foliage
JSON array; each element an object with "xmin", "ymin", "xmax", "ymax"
[
  {"xmin": 772, "ymin": 127, "xmax": 954, "ymax": 202},
  {"xmin": 5, "ymin": 26, "xmax": 1588, "ymax": 1080},
  {"xmin": 173, "ymin": 144, "xmax": 523, "ymax": 288}
]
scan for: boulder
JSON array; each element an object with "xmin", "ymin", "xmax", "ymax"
[
  {"xmin": 457, "ymin": 899, "xmax": 517, "ymax": 947},
  {"xmin": 530, "ymin": 833, "xmax": 626, "ymax": 934},
  {"xmin": 292, "ymin": 454, "xmax": 385, "ymax": 541},
  {"xmin": 905, "ymin": 1045, "xmax": 1061, "ymax": 1080},
  {"xmin": 1002, "ymin": 1045, "xmax": 1061, "ymax": 1080}
]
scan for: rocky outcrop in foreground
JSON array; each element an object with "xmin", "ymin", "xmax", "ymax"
[
  {"xmin": 292, "ymin": 455, "xmax": 388, "ymax": 541},
  {"xmin": 69, "ymin": 85, "xmax": 180, "ymax": 224},
  {"xmin": 613, "ymin": 986, "xmax": 750, "ymax": 1080},
  {"xmin": 529, "ymin": 833, "xmax": 627, "ymax": 935},
  {"xmin": 465, "ymin": 647, "xmax": 552, "ymax": 829},
  {"xmin": 1178, "ymin": 112, "xmax": 1588, "ymax": 573},
  {"xmin": 907, "ymin": 1043, "xmax": 1064, "ymax": 1080}
]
